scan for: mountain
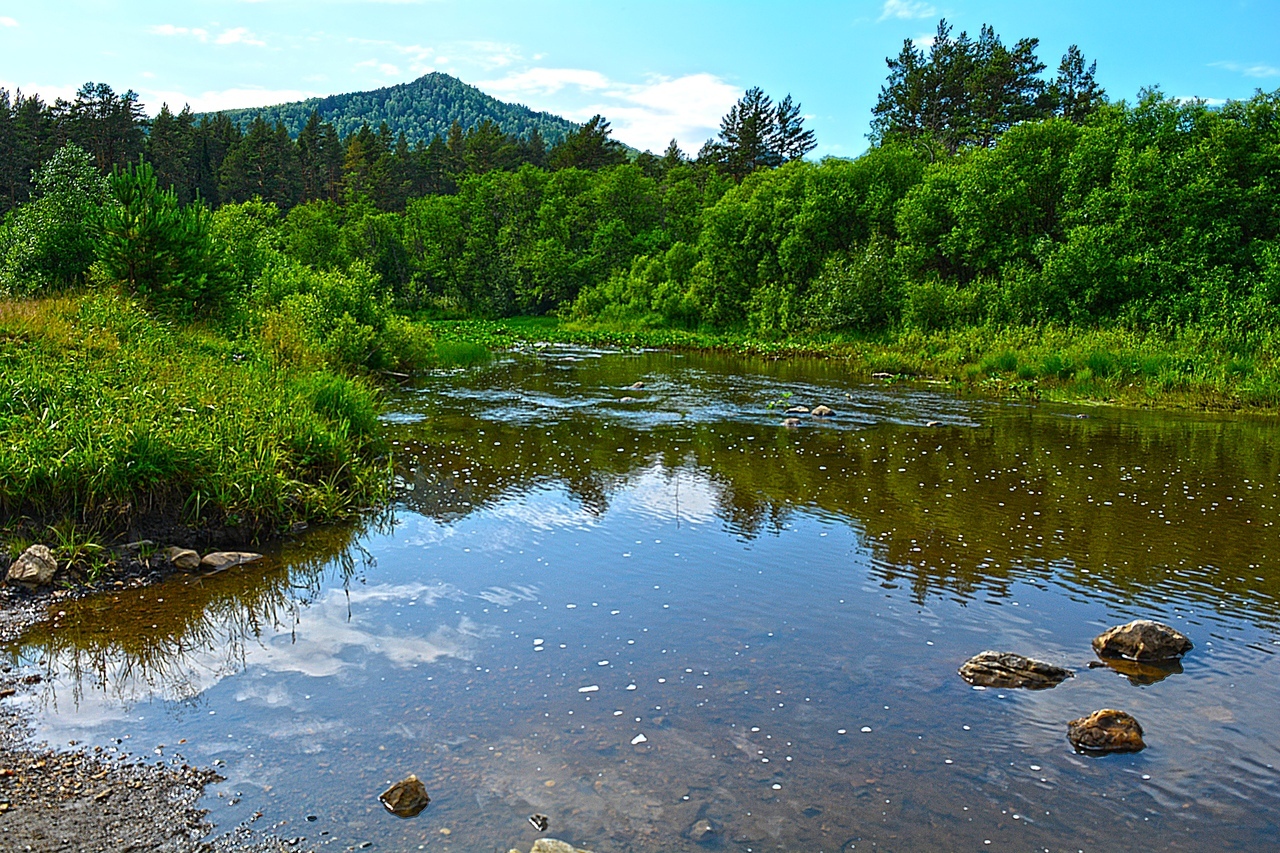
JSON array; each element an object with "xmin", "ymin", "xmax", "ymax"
[{"xmin": 205, "ymin": 72, "xmax": 579, "ymax": 144}]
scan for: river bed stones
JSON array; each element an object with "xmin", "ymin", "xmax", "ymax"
[
  {"xmin": 811, "ymin": 404, "xmax": 835, "ymax": 417},
  {"xmin": 6, "ymin": 545, "xmax": 58, "ymax": 588},
  {"xmin": 1067, "ymin": 709, "xmax": 1146, "ymax": 753},
  {"xmin": 199, "ymin": 551, "xmax": 263, "ymax": 572},
  {"xmin": 958, "ymin": 651, "xmax": 1074, "ymax": 689},
  {"xmin": 164, "ymin": 547, "xmax": 201, "ymax": 571},
  {"xmin": 1093, "ymin": 619, "xmax": 1192, "ymax": 661},
  {"xmin": 379, "ymin": 774, "xmax": 430, "ymax": 817}
]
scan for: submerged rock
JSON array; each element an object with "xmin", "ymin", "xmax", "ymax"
[
  {"xmin": 200, "ymin": 551, "xmax": 263, "ymax": 572},
  {"xmin": 7, "ymin": 545, "xmax": 58, "ymax": 587},
  {"xmin": 784, "ymin": 406, "xmax": 810, "ymax": 415},
  {"xmin": 164, "ymin": 547, "xmax": 201, "ymax": 571},
  {"xmin": 1089, "ymin": 656, "xmax": 1184, "ymax": 686},
  {"xmin": 379, "ymin": 774, "xmax": 430, "ymax": 818},
  {"xmin": 688, "ymin": 818, "xmax": 718, "ymax": 842},
  {"xmin": 782, "ymin": 417, "xmax": 801, "ymax": 428},
  {"xmin": 1067, "ymin": 709, "xmax": 1146, "ymax": 753},
  {"xmin": 1092, "ymin": 620, "xmax": 1192, "ymax": 662},
  {"xmin": 811, "ymin": 405, "xmax": 835, "ymax": 417},
  {"xmin": 530, "ymin": 840, "xmax": 593, "ymax": 853},
  {"xmin": 958, "ymin": 651, "xmax": 1074, "ymax": 689}
]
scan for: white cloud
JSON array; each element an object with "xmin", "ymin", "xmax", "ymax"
[
  {"xmin": 911, "ymin": 34, "xmax": 936, "ymax": 50},
  {"xmin": 0, "ymin": 16, "xmax": 18, "ymax": 27},
  {"xmin": 355, "ymin": 58, "xmax": 402, "ymax": 77},
  {"xmin": 0, "ymin": 79, "xmax": 79, "ymax": 103},
  {"xmin": 879, "ymin": 0, "xmax": 937, "ymax": 21},
  {"xmin": 1175, "ymin": 95, "xmax": 1229, "ymax": 106},
  {"xmin": 1210, "ymin": 61, "xmax": 1280, "ymax": 79},
  {"xmin": 215, "ymin": 26, "xmax": 267, "ymax": 47},
  {"xmin": 480, "ymin": 68, "xmax": 741, "ymax": 153},
  {"xmin": 137, "ymin": 86, "xmax": 319, "ymax": 114}
]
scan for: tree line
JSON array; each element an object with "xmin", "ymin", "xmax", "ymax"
[{"xmin": 2, "ymin": 20, "xmax": 1277, "ymax": 353}]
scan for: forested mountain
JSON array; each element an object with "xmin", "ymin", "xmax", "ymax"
[{"xmin": 206, "ymin": 72, "xmax": 578, "ymax": 144}]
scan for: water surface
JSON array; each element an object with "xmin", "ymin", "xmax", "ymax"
[{"xmin": 10, "ymin": 348, "xmax": 1280, "ymax": 851}]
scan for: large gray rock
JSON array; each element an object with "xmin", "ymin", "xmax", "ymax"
[
  {"xmin": 7, "ymin": 545, "xmax": 58, "ymax": 587},
  {"xmin": 164, "ymin": 547, "xmax": 201, "ymax": 571},
  {"xmin": 379, "ymin": 774, "xmax": 430, "ymax": 817},
  {"xmin": 200, "ymin": 551, "xmax": 263, "ymax": 572},
  {"xmin": 1067, "ymin": 709, "xmax": 1146, "ymax": 753},
  {"xmin": 1092, "ymin": 619, "xmax": 1192, "ymax": 661},
  {"xmin": 958, "ymin": 651, "xmax": 1073, "ymax": 689}
]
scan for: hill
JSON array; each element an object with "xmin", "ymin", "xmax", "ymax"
[{"xmin": 205, "ymin": 72, "xmax": 578, "ymax": 144}]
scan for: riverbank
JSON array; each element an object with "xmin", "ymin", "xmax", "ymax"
[
  {"xmin": 423, "ymin": 316, "xmax": 1280, "ymax": 413},
  {"xmin": 0, "ymin": 292, "xmax": 390, "ymax": 582}
]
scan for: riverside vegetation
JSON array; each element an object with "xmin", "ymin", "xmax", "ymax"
[{"xmin": 2, "ymin": 19, "xmax": 1279, "ymax": 560}]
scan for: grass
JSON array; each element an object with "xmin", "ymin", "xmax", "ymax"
[
  {"xmin": 0, "ymin": 292, "xmax": 390, "ymax": 545},
  {"xmin": 416, "ymin": 316, "xmax": 1280, "ymax": 413}
]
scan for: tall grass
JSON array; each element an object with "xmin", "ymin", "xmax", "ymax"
[{"xmin": 0, "ymin": 292, "xmax": 389, "ymax": 538}]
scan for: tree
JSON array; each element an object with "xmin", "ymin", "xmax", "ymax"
[
  {"xmin": 548, "ymin": 116, "xmax": 628, "ymax": 171},
  {"xmin": 1050, "ymin": 45, "xmax": 1106, "ymax": 123},
  {"xmin": 97, "ymin": 159, "xmax": 229, "ymax": 317},
  {"xmin": 64, "ymin": 82, "xmax": 147, "ymax": 172},
  {"xmin": 701, "ymin": 88, "xmax": 816, "ymax": 180},
  {"xmin": 871, "ymin": 19, "xmax": 1052, "ymax": 156},
  {"xmin": 147, "ymin": 104, "xmax": 196, "ymax": 203}
]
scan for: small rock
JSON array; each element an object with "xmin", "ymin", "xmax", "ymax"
[
  {"xmin": 958, "ymin": 651, "xmax": 1074, "ymax": 689},
  {"xmin": 811, "ymin": 405, "xmax": 835, "ymax": 417},
  {"xmin": 164, "ymin": 547, "xmax": 201, "ymax": 571},
  {"xmin": 620, "ymin": 396, "xmax": 636, "ymax": 403},
  {"xmin": 689, "ymin": 818, "xmax": 718, "ymax": 842},
  {"xmin": 122, "ymin": 540, "xmax": 155, "ymax": 552},
  {"xmin": 528, "ymin": 813, "xmax": 549, "ymax": 832},
  {"xmin": 7, "ymin": 545, "xmax": 58, "ymax": 587},
  {"xmin": 782, "ymin": 417, "xmax": 801, "ymax": 427},
  {"xmin": 871, "ymin": 372, "xmax": 893, "ymax": 379},
  {"xmin": 1067, "ymin": 709, "xmax": 1145, "ymax": 753},
  {"xmin": 631, "ymin": 733, "xmax": 648, "ymax": 745},
  {"xmin": 200, "ymin": 551, "xmax": 264, "ymax": 572},
  {"xmin": 531, "ymin": 840, "xmax": 592, "ymax": 853},
  {"xmin": 1092, "ymin": 620, "xmax": 1192, "ymax": 661},
  {"xmin": 784, "ymin": 406, "xmax": 810, "ymax": 415},
  {"xmin": 630, "ymin": 381, "xmax": 645, "ymax": 390},
  {"xmin": 379, "ymin": 774, "xmax": 430, "ymax": 818},
  {"xmin": 926, "ymin": 420, "xmax": 941, "ymax": 427}
]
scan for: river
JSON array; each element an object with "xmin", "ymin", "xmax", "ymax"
[{"xmin": 9, "ymin": 347, "xmax": 1280, "ymax": 851}]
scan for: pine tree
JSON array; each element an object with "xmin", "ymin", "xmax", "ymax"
[
  {"xmin": 547, "ymin": 116, "xmax": 628, "ymax": 171},
  {"xmin": 1050, "ymin": 45, "xmax": 1106, "ymax": 123}
]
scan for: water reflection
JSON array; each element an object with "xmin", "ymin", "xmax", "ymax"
[{"xmin": 8, "ymin": 348, "xmax": 1280, "ymax": 852}]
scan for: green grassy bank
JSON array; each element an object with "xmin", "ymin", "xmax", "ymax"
[
  {"xmin": 0, "ymin": 291, "xmax": 390, "ymax": 569},
  {"xmin": 424, "ymin": 317, "xmax": 1280, "ymax": 413}
]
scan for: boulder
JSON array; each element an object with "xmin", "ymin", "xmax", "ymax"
[
  {"xmin": 200, "ymin": 551, "xmax": 263, "ymax": 572},
  {"xmin": 811, "ymin": 405, "xmax": 835, "ymax": 417},
  {"xmin": 164, "ymin": 547, "xmax": 201, "ymax": 571},
  {"xmin": 1067, "ymin": 709, "xmax": 1145, "ymax": 753},
  {"xmin": 958, "ymin": 651, "xmax": 1074, "ymax": 689},
  {"xmin": 7, "ymin": 545, "xmax": 58, "ymax": 587},
  {"xmin": 1092, "ymin": 619, "xmax": 1192, "ymax": 661},
  {"xmin": 379, "ymin": 774, "xmax": 430, "ymax": 817},
  {"xmin": 782, "ymin": 417, "xmax": 801, "ymax": 428}
]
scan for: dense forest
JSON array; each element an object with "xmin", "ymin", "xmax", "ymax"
[
  {"xmin": 209, "ymin": 72, "xmax": 579, "ymax": 147},
  {"xmin": 2, "ymin": 19, "xmax": 1279, "ymax": 352}
]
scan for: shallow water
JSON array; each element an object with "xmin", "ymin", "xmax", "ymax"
[{"xmin": 10, "ymin": 347, "xmax": 1280, "ymax": 851}]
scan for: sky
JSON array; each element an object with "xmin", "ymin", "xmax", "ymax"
[{"xmin": 1, "ymin": 1, "xmax": 1278, "ymax": 157}]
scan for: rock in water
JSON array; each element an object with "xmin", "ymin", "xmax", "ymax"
[
  {"xmin": 7, "ymin": 545, "xmax": 58, "ymax": 587},
  {"xmin": 630, "ymin": 381, "xmax": 645, "ymax": 390},
  {"xmin": 164, "ymin": 547, "xmax": 201, "ymax": 571},
  {"xmin": 689, "ymin": 818, "xmax": 718, "ymax": 842},
  {"xmin": 200, "ymin": 551, "xmax": 263, "ymax": 572},
  {"xmin": 811, "ymin": 405, "xmax": 835, "ymax": 417},
  {"xmin": 782, "ymin": 417, "xmax": 801, "ymax": 427},
  {"xmin": 531, "ymin": 840, "xmax": 594, "ymax": 853},
  {"xmin": 785, "ymin": 406, "xmax": 810, "ymax": 415},
  {"xmin": 379, "ymin": 774, "xmax": 430, "ymax": 817},
  {"xmin": 1068, "ymin": 709, "xmax": 1145, "ymax": 753},
  {"xmin": 1092, "ymin": 619, "xmax": 1192, "ymax": 661},
  {"xmin": 958, "ymin": 651, "xmax": 1074, "ymax": 689}
]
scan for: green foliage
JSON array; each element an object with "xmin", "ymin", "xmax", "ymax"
[
  {"xmin": 0, "ymin": 144, "xmax": 108, "ymax": 294},
  {"xmin": 96, "ymin": 159, "xmax": 231, "ymax": 318}
]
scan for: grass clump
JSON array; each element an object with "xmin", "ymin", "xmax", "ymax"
[{"xmin": 0, "ymin": 291, "xmax": 388, "ymax": 538}]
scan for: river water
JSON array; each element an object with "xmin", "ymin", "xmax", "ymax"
[{"xmin": 9, "ymin": 348, "xmax": 1280, "ymax": 851}]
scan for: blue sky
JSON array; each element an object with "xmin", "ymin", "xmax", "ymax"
[{"xmin": 2, "ymin": 1, "xmax": 1277, "ymax": 156}]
